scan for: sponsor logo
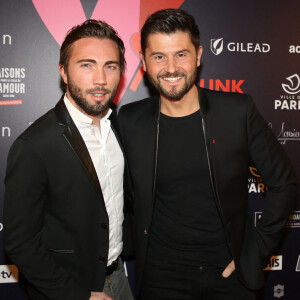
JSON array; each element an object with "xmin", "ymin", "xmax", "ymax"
[
  {"xmin": 1, "ymin": 34, "xmax": 12, "ymax": 45},
  {"xmin": 282, "ymin": 74, "xmax": 300, "ymax": 95},
  {"xmin": 0, "ymin": 265, "xmax": 18, "ymax": 283},
  {"xmin": 256, "ymin": 211, "xmax": 300, "ymax": 228},
  {"xmin": 274, "ymin": 284, "xmax": 284, "ymax": 298},
  {"xmin": 1, "ymin": 126, "xmax": 11, "ymax": 137},
  {"xmin": 211, "ymin": 38, "xmax": 224, "ymax": 55},
  {"xmin": 199, "ymin": 79, "xmax": 244, "ymax": 93},
  {"xmin": 248, "ymin": 167, "xmax": 266, "ymax": 194},
  {"xmin": 286, "ymin": 211, "xmax": 300, "ymax": 228},
  {"xmin": 0, "ymin": 223, "xmax": 3, "ymax": 231},
  {"xmin": 210, "ymin": 38, "xmax": 270, "ymax": 55},
  {"xmin": 296, "ymin": 255, "xmax": 300, "ymax": 272},
  {"xmin": 269, "ymin": 122, "xmax": 300, "ymax": 145},
  {"xmin": 254, "ymin": 212, "xmax": 262, "ymax": 227},
  {"xmin": 289, "ymin": 45, "xmax": 300, "ymax": 53},
  {"xmin": 275, "ymin": 74, "xmax": 300, "ymax": 110},
  {"xmin": 264, "ymin": 256, "xmax": 283, "ymax": 271},
  {"xmin": 0, "ymin": 67, "xmax": 25, "ymax": 105}
]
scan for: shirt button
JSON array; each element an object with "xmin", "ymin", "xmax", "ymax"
[
  {"xmin": 144, "ymin": 229, "xmax": 148, "ymax": 235},
  {"xmin": 101, "ymin": 223, "xmax": 108, "ymax": 229},
  {"xmin": 99, "ymin": 256, "xmax": 106, "ymax": 262}
]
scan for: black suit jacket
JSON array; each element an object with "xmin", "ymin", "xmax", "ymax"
[
  {"xmin": 4, "ymin": 97, "xmax": 132, "ymax": 300},
  {"xmin": 117, "ymin": 87, "xmax": 298, "ymax": 297}
]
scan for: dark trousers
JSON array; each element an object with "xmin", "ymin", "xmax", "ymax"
[{"xmin": 140, "ymin": 260, "xmax": 256, "ymax": 300}]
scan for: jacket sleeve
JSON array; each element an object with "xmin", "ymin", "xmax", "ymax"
[
  {"xmin": 116, "ymin": 107, "xmax": 135, "ymax": 257},
  {"xmin": 246, "ymin": 95, "xmax": 298, "ymax": 267},
  {"xmin": 3, "ymin": 138, "xmax": 90, "ymax": 300},
  {"xmin": 110, "ymin": 109, "xmax": 134, "ymax": 258}
]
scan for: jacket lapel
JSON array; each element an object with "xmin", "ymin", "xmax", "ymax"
[
  {"xmin": 198, "ymin": 87, "xmax": 218, "ymax": 189},
  {"xmin": 152, "ymin": 96, "xmax": 160, "ymax": 203},
  {"xmin": 109, "ymin": 110, "xmax": 125, "ymax": 153},
  {"xmin": 54, "ymin": 97, "xmax": 104, "ymax": 202},
  {"xmin": 198, "ymin": 87, "xmax": 226, "ymax": 223}
]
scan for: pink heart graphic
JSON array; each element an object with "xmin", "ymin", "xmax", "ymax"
[{"xmin": 32, "ymin": 0, "xmax": 140, "ymax": 103}]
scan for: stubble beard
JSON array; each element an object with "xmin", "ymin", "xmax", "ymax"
[
  {"xmin": 67, "ymin": 79, "xmax": 118, "ymax": 116},
  {"xmin": 147, "ymin": 66, "xmax": 198, "ymax": 101}
]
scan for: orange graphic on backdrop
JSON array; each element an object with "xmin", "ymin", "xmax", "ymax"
[
  {"xmin": 129, "ymin": 0, "xmax": 185, "ymax": 91},
  {"xmin": 32, "ymin": 0, "xmax": 185, "ymax": 100}
]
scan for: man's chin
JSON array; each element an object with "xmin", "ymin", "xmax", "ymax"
[
  {"xmin": 162, "ymin": 95, "xmax": 183, "ymax": 101},
  {"xmin": 159, "ymin": 87, "xmax": 186, "ymax": 101}
]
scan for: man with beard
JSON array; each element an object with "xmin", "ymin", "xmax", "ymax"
[
  {"xmin": 4, "ymin": 20, "xmax": 133, "ymax": 300},
  {"xmin": 117, "ymin": 9, "xmax": 298, "ymax": 300}
]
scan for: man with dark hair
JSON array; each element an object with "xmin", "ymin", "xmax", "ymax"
[
  {"xmin": 4, "ymin": 20, "xmax": 133, "ymax": 300},
  {"xmin": 118, "ymin": 9, "xmax": 298, "ymax": 300}
]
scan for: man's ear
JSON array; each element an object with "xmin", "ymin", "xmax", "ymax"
[
  {"xmin": 139, "ymin": 51, "xmax": 147, "ymax": 72},
  {"xmin": 59, "ymin": 64, "xmax": 68, "ymax": 84},
  {"xmin": 196, "ymin": 46, "xmax": 203, "ymax": 67}
]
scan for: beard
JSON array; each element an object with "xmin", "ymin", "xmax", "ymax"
[
  {"xmin": 67, "ymin": 79, "xmax": 118, "ymax": 116},
  {"xmin": 146, "ymin": 66, "xmax": 198, "ymax": 101}
]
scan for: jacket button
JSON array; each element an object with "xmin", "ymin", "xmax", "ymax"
[
  {"xmin": 101, "ymin": 223, "xmax": 108, "ymax": 229},
  {"xmin": 144, "ymin": 229, "xmax": 148, "ymax": 235},
  {"xmin": 99, "ymin": 256, "xmax": 106, "ymax": 262}
]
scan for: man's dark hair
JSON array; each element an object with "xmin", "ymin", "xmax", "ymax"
[
  {"xmin": 60, "ymin": 19, "xmax": 126, "ymax": 73},
  {"xmin": 141, "ymin": 9, "xmax": 200, "ymax": 55}
]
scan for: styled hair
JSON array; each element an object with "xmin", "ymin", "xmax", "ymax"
[
  {"xmin": 141, "ymin": 9, "xmax": 200, "ymax": 55},
  {"xmin": 60, "ymin": 19, "xmax": 126, "ymax": 73}
]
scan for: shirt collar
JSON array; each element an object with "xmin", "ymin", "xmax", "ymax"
[{"xmin": 63, "ymin": 94, "xmax": 112, "ymax": 126}]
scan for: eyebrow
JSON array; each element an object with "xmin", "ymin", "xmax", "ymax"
[
  {"xmin": 104, "ymin": 60, "xmax": 120, "ymax": 66},
  {"xmin": 150, "ymin": 49, "xmax": 191, "ymax": 56},
  {"xmin": 176, "ymin": 49, "xmax": 190, "ymax": 54},
  {"xmin": 76, "ymin": 59, "xmax": 120, "ymax": 66},
  {"xmin": 150, "ymin": 51, "xmax": 164, "ymax": 56},
  {"xmin": 77, "ymin": 59, "xmax": 97, "ymax": 64}
]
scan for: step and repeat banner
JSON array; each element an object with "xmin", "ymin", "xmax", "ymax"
[{"xmin": 0, "ymin": 0, "xmax": 299, "ymax": 299}]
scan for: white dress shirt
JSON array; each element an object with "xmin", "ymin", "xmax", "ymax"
[{"xmin": 64, "ymin": 95, "xmax": 124, "ymax": 266}]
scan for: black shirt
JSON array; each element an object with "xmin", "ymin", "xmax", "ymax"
[{"xmin": 148, "ymin": 110, "xmax": 231, "ymax": 267}]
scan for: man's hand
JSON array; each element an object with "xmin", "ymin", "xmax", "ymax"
[
  {"xmin": 222, "ymin": 260, "xmax": 235, "ymax": 278},
  {"xmin": 89, "ymin": 292, "xmax": 113, "ymax": 300}
]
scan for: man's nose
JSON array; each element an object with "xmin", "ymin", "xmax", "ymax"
[
  {"xmin": 93, "ymin": 68, "xmax": 107, "ymax": 85},
  {"xmin": 165, "ymin": 57, "xmax": 177, "ymax": 74}
]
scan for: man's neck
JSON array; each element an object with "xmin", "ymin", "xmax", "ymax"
[{"xmin": 160, "ymin": 84, "xmax": 200, "ymax": 117}]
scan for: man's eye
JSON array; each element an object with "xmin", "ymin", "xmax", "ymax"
[
  {"xmin": 177, "ymin": 52, "xmax": 186, "ymax": 58},
  {"xmin": 155, "ymin": 55, "xmax": 164, "ymax": 60},
  {"xmin": 81, "ymin": 63, "xmax": 91, "ymax": 68},
  {"xmin": 107, "ymin": 65, "xmax": 116, "ymax": 70}
]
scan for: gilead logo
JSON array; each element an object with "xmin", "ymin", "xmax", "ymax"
[
  {"xmin": 210, "ymin": 38, "xmax": 270, "ymax": 55},
  {"xmin": 0, "ymin": 265, "xmax": 19, "ymax": 283},
  {"xmin": 211, "ymin": 38, "xmax": 224, "ymax": 55}
]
